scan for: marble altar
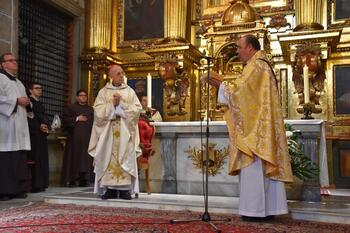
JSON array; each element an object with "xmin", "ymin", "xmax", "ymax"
[{"xmin": 139, "ymin": 120, "xmax": 328, "ymax": 201}]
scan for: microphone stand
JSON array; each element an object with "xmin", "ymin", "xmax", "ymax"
[{"xmin": 170, "ymin": 56, "xmax": 230, "ymax": 233}]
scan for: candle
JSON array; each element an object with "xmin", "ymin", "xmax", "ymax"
[
  {"xmin": 124, "ymin": 75, "xmax": 127, "ymax": 84},
  {"xmin": 303, "ymin": 64, "xmax": 310, "ymax": 103},
  {"xmin": 147, "ymin": 73, "xmax": 152, "ymax": 108}
]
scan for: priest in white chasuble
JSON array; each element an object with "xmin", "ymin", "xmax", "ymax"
[
  {"xmin": 88, "ymin": 64, "xmax": 142, "ymax": 200},
  {"xmin": 203, "ymin": 35, "xmax": 293, "ymax": 221},
  {"xmin": 0, "ymin": 53, "xmax": 30, "ymax": 201}
]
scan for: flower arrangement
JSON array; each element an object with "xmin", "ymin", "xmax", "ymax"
[{"xmin": 285, "ymin": 124, "xmax": 319, "ymax": 181}]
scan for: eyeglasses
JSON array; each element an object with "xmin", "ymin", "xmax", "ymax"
[{"xmin": 2, "ymin": 59, "xmax": 17, "ymax": 63}]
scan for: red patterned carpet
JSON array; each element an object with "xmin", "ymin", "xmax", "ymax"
[{"xmin": 0, "ymin": 202, "xmax": 348, "ymax": 233}]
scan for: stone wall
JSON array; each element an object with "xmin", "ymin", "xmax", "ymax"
[{"xmin": 0, "ymin": 0, "xmax": 18, "ymax": 55}]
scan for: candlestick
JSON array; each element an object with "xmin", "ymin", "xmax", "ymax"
[
  {"xmin": 303, "ymin": 64, "xmax": 310, "ymax": 103},
  {"xmin": 147, "ymin": 73, "xmax": 152, "ymax": 108},
  {"xmin": 124, "ymin": 75, "xmax": 127, "ymax": 84}
]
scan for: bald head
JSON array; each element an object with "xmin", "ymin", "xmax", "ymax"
[{"xmin": 108, "ymin": 64, "xmax": 124, "ymax": 86}]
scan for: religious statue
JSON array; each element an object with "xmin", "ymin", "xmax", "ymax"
[
  {"xmin": 292, "ymin": 45, "xmax": 326, "ymax": 115},
  {"xmin": 158, "ymin": 56, "xmax": 189, "ymax": 116}
]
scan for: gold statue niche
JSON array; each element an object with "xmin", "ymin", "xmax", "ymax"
[
  {"xmin": 292, "ymin": 45, "xmax": 326, "ymax": 116},
  {"xmin": 158, "ymin": 55, "xmax": 189, "ymax": 116},
  {"xmin": 197, "ymin": 0, "xmax": 267, "ymax": 120}
]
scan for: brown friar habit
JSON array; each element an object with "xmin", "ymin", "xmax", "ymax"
[
  {"xmin": 27, "ymin": 97, "xmax": 49, "ymax": 192},
  {"xmin": 62, "ymin": 102, "xmax": 94, "ymax": 186}
]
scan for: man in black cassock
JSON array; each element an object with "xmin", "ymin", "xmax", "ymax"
[
  {"xmin": 62, "ymin": 89, "xmax": 94, "ymax": 187},
  {"xmin": 27, "ymin": 82, "xmax": 49, "ymax": 192}
]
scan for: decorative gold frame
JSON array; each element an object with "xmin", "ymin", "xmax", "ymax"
[
  {"xmin": 332, "ymin": 64, "xmax": 350, "ymax": 116},
  {"xmin": 326, "ymin": 59, "xmax": 350, "ymax": 122},
  {"xmin": 327, "ymin": 0, "xmax": 350, "ymax": 29},
  {"xmin": 201, "ymin": 0, "xmax": 294, "ymax": 17}
]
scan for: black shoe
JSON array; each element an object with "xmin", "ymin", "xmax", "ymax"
[
  {"xmin": 14, "ymin": 193, "xmax": 27, "ymax": 199},
  {"xmin": 119, "ymin": 190, "xmax": 132, "ymax": 200},
  {"xmin": 241, "ymin": 216, "xmax": 263, "ymax": 222},
  {"xmin": 241, "ymin": 215, "xmax": 275, "ymax": 222},
  {"xmin": 78, "ymin": 180, "xmax": 89, "ymax": 187},
  {"xmin": 101, "ymin": 189, "xmax": 118, "ymax": 200},
  {"xmin": 67, "ymin": 181, "xmax": 77, "ymax": 187},
  {"xmin": 264, "ymin": 215, "xmax": 275, "ymax": 221},
  {"xmin": 0, "ymin": 196, "xmax": 12, "ymax": 201},
  {"xmin": 31, "ymin": 188, "xmax": 45, "ymax": 193}
]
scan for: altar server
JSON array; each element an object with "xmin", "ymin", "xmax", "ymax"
[{"xmin": 0, "ymin": 53, "xmax": 30, "ymax": 201}]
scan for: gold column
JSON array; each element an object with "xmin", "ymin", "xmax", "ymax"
[
  {"xmin": 294, "ymin": 0, "xmax": 323, "ymax": 31},
  {"xmin": 110, "ymin": 0, "xmax": 117, "ymax": 52},
  {"xmin": 85, "ymin": 0, "xmax": 113, "ymax": 49},
  {"xmin": 164, "ymin": 0, "xmax": 187, "ymax": 39}
]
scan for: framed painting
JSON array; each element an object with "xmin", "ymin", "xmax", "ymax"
[
  {"xmin": 327, "ymin": 0, "xmax": 350, "ymax": 29},
  {"xmin": 119, "ymin": 0, "xmax": 164, "ymax": 44},
  {"xmin": 334, "ymin": 65, "xmax": 350, "ymax": 115}
]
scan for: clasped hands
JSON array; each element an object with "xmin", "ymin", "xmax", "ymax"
[
  {"xmin": 113, "ymin": 93, "xmax": 121, "ymax": 106},
  {"xmin": 200, "ymin": 71, "xmax": 223, "ymax": 89},
  {"xmin": 40, "ymin": 124, "xmax": 49, "ymax": 133},
  {"xmin": 77, "ymin": 114, "xmax": 88, "ymax": 122},
  {"xmin": 17, "ymin": 97, "xmax": 30, "ymax": 107}
]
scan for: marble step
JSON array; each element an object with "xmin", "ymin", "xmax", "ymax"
[{"xmin": 44, "ymin": 190, "xmax": 350, "ymax": 225}]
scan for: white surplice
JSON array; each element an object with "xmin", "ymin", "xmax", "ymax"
[{"xmin": 0, "ymin": 73, "xmax": 30, "ymax": 151}]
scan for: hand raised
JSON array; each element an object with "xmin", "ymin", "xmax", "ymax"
[
  {"xmin": 40, "ymin": 124, "xmax": 49, "ymax": 133},
  {"xmin": 200, "ymin": 71, "xmax": 223, "ymax": 89}
]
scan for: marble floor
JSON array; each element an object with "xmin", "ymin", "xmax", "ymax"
[{"xmin": 1, "ymin": 187, "xmax": 349, "ymax": 225}]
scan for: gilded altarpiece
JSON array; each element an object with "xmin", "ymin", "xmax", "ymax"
[
  {"xmin": 326, "ymin": 0, "xmax": 350, "ymax": 133},
  {"xmin": 114, "ymin": 0, "xmax": 202, "ymax": 121}
]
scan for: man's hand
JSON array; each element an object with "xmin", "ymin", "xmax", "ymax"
[
  {"xmin": 200, "ymin": 71, "xmax": 223, "ymax": 89},
  {"xmin": 40, "ymin": 124, "xmax": 49, "ymax": 133},
  {"xmin": 113, "ymin": 93, "xmax": 121, "ymax": 106},
  {"xmin": 77, "ymin": 114, "xmax": 88, "ymax": 122},
  {"xmin": 17, "ymin": 97, "xmax": 30, "ymax": 107}
]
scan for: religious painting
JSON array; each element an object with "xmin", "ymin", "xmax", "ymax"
[
  {"xmin": 128, "ymin": 77, "xmax": 164, "ymax": 116},
  {"xmin": 335, "ymin": 0, "xmax": 350, "ymax": 20},
  {"xmin": 327, "ymin": 0, "xmax": 350, "ymax": 28},
  {"xmin": 124, "ymin": 0, "xmax": 164, "ymax": 41},
  {"xmin": 334, "ymin": 65, "xmax": 350, "ymax": 115}
]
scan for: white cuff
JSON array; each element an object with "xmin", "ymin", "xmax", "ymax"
[
  {"xmin": 27, "ymin": 112, "xmax": 34, "ymax": 119},
  {"xmin": 114, "ymin": 104, "xmax": 126, "ymax": 118},
  {"xmin": 217, "ymin": 84, "xmax": 229, "ymax": 105}
]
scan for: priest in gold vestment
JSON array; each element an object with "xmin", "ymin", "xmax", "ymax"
[
  {"xmin": 205, "ymin": 35, "xmax": 293, "ymax": 220},
  {"xmin": 88, "ymin": 64, "xmax": 142, "ymax": 200}
]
